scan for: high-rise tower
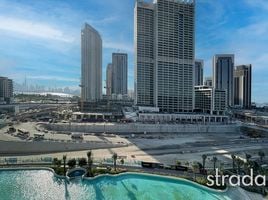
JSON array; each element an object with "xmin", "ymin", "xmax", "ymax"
[
  {"xmin": 81, "ymin": 23, "xmax": 102, "ymax": 103},
  {"xmin": 135, "ymin": 0, "xmax": 195, "ymax": 112},
  {"xmin": 213, "ymin": 54, "xmax": 234, "ymax": 107},
  {"xmin": 234, "ymin": 64, "xmax": 252, "ymax": 109},
  {"xmin": 112, "ymin": 53, "xmax": 128, "ymax": 95},
  {"xmin": 194, "ymin": 59, "xmax": 204, "ymax": 86}
]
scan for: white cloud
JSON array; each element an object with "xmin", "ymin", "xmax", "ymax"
[{"xmin": 0, "ymin": 16, "xmax": 75, "ymax": 43}]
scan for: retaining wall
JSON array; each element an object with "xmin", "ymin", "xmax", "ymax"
[{"xmin": 45, "ymin": 123, "xmax": 239, "ymax": 134}]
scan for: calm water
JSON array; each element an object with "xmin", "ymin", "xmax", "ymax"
[{"xmin": 0, "ymin": 170, "xmax": 232, "ymax": 200}]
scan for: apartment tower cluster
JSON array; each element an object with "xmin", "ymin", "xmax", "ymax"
[{"xmin": 135, "ymin": 0, "xmax": 252, "ymax": 116}]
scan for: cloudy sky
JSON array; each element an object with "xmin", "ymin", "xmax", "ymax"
[{"xmin": 0, "ymin": 0, "xmax": 267, "ymax": 103}]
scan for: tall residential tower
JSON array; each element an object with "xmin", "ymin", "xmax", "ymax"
[
  {"xmin": 194, "ymin": 59, "xmax": 204, "ymax": 86},
  {"xmin": 81, "ymin": 23, "xmax": 102, "ymax": 103},
  {"xmin": 112, "ymin": 53, "xmax": 128, "ymax": 95},
  {"xmin": 213, "ymin": 54, "xmax": 234, "ymax": 107},
  {"xmin": 234, "ymin": 64, "xmax": 252, "ymax": 109},
  {"xmin": 135, "ymin": 0, "xmax": 195, "ymax": 112}
]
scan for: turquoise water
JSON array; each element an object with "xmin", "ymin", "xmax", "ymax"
[
  {"xmin": 0, "ymin": 170, "xmax": 232, "ymax": 200},
  {"xmin": 67, "ymin": 169, "xmax": 86, "ymax": 178}
]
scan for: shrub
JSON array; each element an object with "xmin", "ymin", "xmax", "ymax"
[
  {"xmin": 78, "ymin": 158, "xmax": 87, "ymax": 167},
  {"xmin": 67, "ymin": 158, "xmax": 76, "ymax": 168},
  {"xmin": 195, "ymin": 177, "xmax": 208, "ymax": 185}
]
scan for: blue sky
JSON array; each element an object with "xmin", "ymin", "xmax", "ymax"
[{"xmin": 0, "ymin": 0, "xmax": 267, "ymax": 103}]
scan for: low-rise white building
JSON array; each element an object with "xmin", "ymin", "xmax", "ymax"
[{"xmin": 194, "ymin": 86, "xmax": 226, "ymax": 115}]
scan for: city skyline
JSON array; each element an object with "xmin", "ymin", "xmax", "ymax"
[{"xmin": 0, "ymin": 0, "xmax": 268, "ymax": 103}]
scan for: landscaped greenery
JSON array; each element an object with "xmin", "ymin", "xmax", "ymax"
[
  {"xmin": 78, "ymin": 158, "xmax": 87, "ymax": 167},
  {"xmin": 67, "ymin": 158, "xmax": 76, "ymax": 168}
]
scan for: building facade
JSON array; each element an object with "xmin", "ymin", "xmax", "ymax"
[
  {"xmin": 135, "ymin": 0, "xmax": 195, "ymax": 113},
  {"xmin": 112, "ymin": 53, "xmax": 128, "ymax": 95},
  {"xmin": 194, "ymin": 59, "xmax": 204, "ymax": 86},
  {"xmin": 0, "ymin": 77, "xmax": 13, "ymax": 104},
  {"xmin": 134, "ymin": 1, "xmax": 155, "ymax": 107},
  {"xmin": 106, "ymin": 63, "xmax": 113, "ymax": 97},
  {"xmin": 194, "ymin": 86, "xmax": 226, "ymax": 115},
  {"xmin": 81, "ymin": 23, "xmax": 102, "ymax": 103},
  {"xmin": 234, "ymin": 64, "xmax": 252, "ymax": 109},
  {"xmin": 213, "ymin": 54, "xmax": 234, "ymax": 107},
  {"xmin": 204, "ymin": 77, "xmax": 213, "ymax": 87}
]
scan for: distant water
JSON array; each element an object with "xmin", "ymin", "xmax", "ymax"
[{"xmin": 0, "ymin": 170, "xmax": 232, "ymax": 200}]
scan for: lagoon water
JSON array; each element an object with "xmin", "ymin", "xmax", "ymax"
[{"xmin": 0, "ymin": 170, "xmax": 232, "ymax": 200}]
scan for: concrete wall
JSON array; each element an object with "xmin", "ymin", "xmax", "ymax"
[{"xmin": 45, "ymin": 123, "xmax": 239, "ymax": 134}]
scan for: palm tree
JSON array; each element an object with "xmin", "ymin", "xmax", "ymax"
[
  {"xmin": 87, "ymin": 150, "xmax": 93, "ymax": 176},
  {"xmin": 258, "ymin": 151, "xmax": 265, "ymax": 164},
  {"xmin": 231, "ymin": 154, "xmax": 236, "ymax": 172},
  {"xmin": 63, "ymin": 155, "xmax": 67, "ymax": 176},
  {"xmin": 212, "ymin": 156, "xmax": 218, "ymax": 172},
  {"xmin": 112, "ymin": 153, "xmax": 118, "ymax": 171},
  {"xmin": 202, "ymin": 154, "xmax": 207, "ymax": 170}
]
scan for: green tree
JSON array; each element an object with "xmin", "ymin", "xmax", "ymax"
[
  {"xmin": 87, "ymin": 150, "xmax": 93, "ymax": 176},
  {"xmin": 53, "ymin": 158, "xmax": 62, "ymax": 168},
  {"xmin": 212, "ymin": 157, "xmax": 218, "ymax": 172},
  {"xmin": 63, "ymin": 155, "xmax": 67, "ymax": 175},
  {"xmin": 53, "ymin": 158, "xmax": 59, "ymax": 168},
  {"xmin": 67, "ymin": 158, "xmax": 76, "ymax": 168},
  {"xmin": 78, "ymin": 158, "xmax": 87, "ymax": 167},
  {"xmin": 202, "ymin": 154, "xmax": 207, "ymax": 170},
  {"xmin": 112, "ymin": 153, "xmax": 118, "ymax": 171},
  {"xmin": 176, "ymin": 160, "xmax": 181, "ymax": 166}
]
